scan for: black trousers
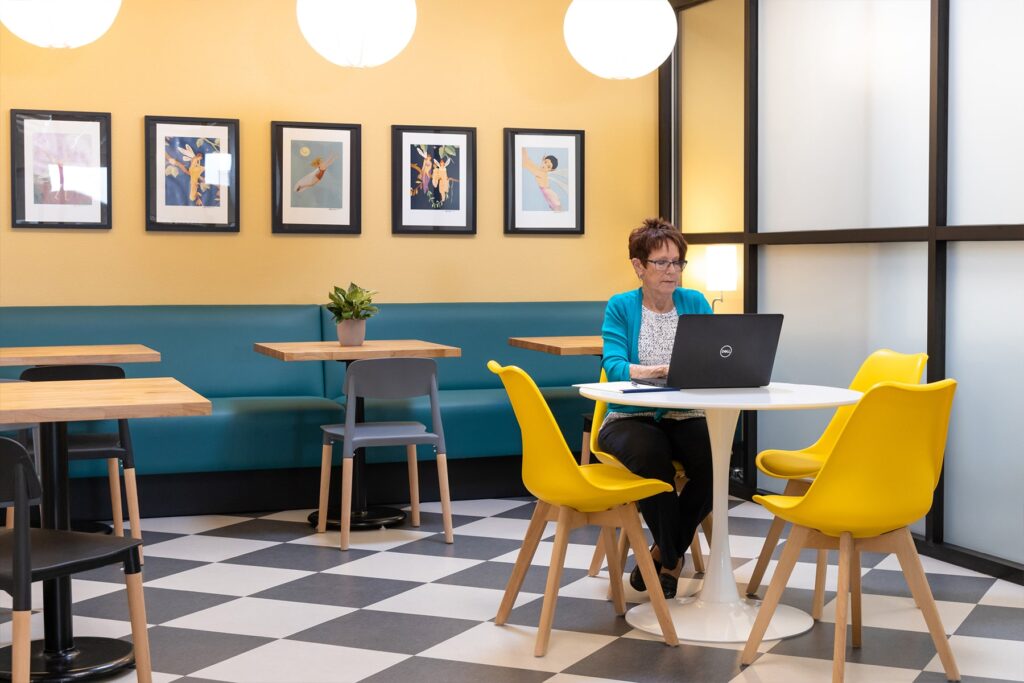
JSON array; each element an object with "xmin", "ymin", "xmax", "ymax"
[{"xmin": 598, "ymin": 416, "xmax": 713, "ymax": 571}]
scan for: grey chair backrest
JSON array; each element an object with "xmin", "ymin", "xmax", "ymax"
[
  {"xmin": 0, "ymin": 437, "xmax": 42, "ymax": 508},
  {"xmin": 344, "ymin": 358, "xmax": 445, "ymax": 452}
]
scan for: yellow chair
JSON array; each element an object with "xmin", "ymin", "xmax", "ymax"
[
  {"xmin": 745, "ymin": 348, "xmax": 928, "ymax": 617},
  {"xmin": 488, "ymin": 361, "xmax": 679, "ymax": 656},
  {"xmin": 741, "ymin": 380, "xmax": 960, "ymax": 683},
  {"xmin": 584, "ymin": 370, "xmax": 712, "ymax": 579}
]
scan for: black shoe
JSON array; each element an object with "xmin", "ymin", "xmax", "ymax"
[
  {"xmin": 629, "ymin": 551, "xmax": 661, "ymax": 592},
  {"xmin": 658, "ymin": 571, "xmax": 679, "ymax": 600}
]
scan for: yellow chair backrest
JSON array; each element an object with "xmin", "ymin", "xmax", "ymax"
[
  {"xmin": 587, "ymin": 369, "xmax": 626, "ymax": 468},
  {"xmin": 808, "ymin": 349, "xmax": 928, "ymax": 456},
  {"xmin": 488, "ymin": 361, "xmax": 593, "ymax": 502},
  {"xmin": 795, "ymin": 379, "xmax": 956, "ymax": 537}
]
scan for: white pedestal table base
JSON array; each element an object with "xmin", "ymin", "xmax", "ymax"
[{"xmin": 625, "ymin": 596, "xmax": 814, "ymax": 643}]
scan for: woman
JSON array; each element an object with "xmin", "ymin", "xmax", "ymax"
[{"xmin": 599, "ymin": 217, "xmax": 713, "ymax": 599}]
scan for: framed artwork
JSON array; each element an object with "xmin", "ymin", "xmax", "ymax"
[
  {"xmin": 145, "ymin": 115, "xmax": 239, "ymax": 232},
  {"xmin": 271, "ymin": 121, "xmax": 361, "ymax": 234},
  {"xmin": 10, "ymin": 109, "xmax": 112, "ymax": 229},
  {"xmin": 392, "ymin": 125, "xmax": 476, "ymax": 235},
  {"xmin": 504, "ymin": 128, "xmax": 584, "ymax": 235}
]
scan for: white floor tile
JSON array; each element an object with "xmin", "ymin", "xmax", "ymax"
[
  {"xmin": 724, "ymin": 534, "xmax": 778, "ymax": 559},
  {"xmin": 366, "ymin": 582, "xmax": 540, "ymax": 621},
  {"xmin": 163, "ymin": 597, "xmax": 353, "ymax": 638},
  {"xmin": 145, "ymin": 563, "xmax": 312, "ymax": 597},
  {"xmin": 70, "ymin": 615, "xmax": 134, "ymax": 639},
  {"xmin": 872, "ymin": 553, "xmax": 991, "ymax": 578},
  {"xmin": 0, "ymin": 579, "xmax": 124, "ymax": 609},
  {"xmin": 620, "ymin": 626, "xmax": 779, "ymax": 653},
  {"xmin": 453, "ymin": 516, "xmax": 554, "ymax": 541},
  {"xmin": 923, "ymin": 634, "xmax": 1024, "ymax": 681},
  {"xmin": 190, "ymin": 639, "xmax": 408, "ymax": 683},
  {"xmin": 546, "ymin": 675, "xmax": 632, "ymax": 683},
  {"xmin": 418, "ymin": 621, "xmax": 615, "ymax": 673},
  {"xmin": 491, "ymin": 542, "xmax": 604, "ymax": 571},
  {"xmin": 143, "ymin": 535, "xmax": 278, "ymax": 562},
  {"xmin": 100, "ymin": 671, "xmax": 180, "ymax": 683},
  {"xmin": 733, "ymin": 559, "xmax": 870, "ymax": 593},
  {"xmin": 256, "ymin": 509, "xmax": 316, "ymax": 523},
  {"xmin": 322, "ymin": 551, "xmax": 481, "ymax": 582},
  {"xmin": 137, "ymin": 514, "xmax": 249, "ymax": 534},
  {"xmin": 418, "ymin": 498, "xmax": 533, "ymax": 517},
  {"xmin": 729, "ymin": 653, "xmax": 920, "ymax": 682},
  {"xmin": 0, "ymin": 611, "xmax": 43, "ymax": 641},
  {"xmin": 819, "ymin": 593, "xmax": 975, "ymax": 634},
  {"xmin": 980, "ymin": 579, "xmax": 1024, "ymax": 609},
  {"xmin": 288, "ymin": 527, "xmax": 433, "ymax": 551},
  {"xmin": 728, "ymin": 501, "xmax": 775, "ymax": 520}
]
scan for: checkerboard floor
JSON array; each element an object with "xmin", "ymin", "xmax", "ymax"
[{"xmin": 2, "ymin": 498, "xmax": 1022, "ymax": 682}]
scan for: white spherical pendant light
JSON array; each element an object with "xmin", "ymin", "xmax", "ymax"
[
  {"xmin": 296, "ymin": 0, "xmax": 417, "ymax": 68},
  {"xmin": 0, "ymin": 0, "xmax": 121, "ymax": 48},
  {"xmin": 563, "ymin": 0, "xmax": 677, "ymax": 79}
]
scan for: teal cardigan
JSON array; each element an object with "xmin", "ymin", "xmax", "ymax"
[{"xmin": 601, "ymin": 287, "xmax": 713, "ymax": 414}]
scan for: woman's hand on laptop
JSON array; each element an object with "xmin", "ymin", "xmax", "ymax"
[{"xmin": 630, "ymin": 364, "xmax": 669, "ymax": 380}]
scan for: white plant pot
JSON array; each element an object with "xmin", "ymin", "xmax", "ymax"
[{"xmin": 336, "ymin": 319, "xmax": 366, "ymax": 346}]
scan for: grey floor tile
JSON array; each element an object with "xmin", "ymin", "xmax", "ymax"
[
  {"xmin": 861, "ymin": 568, "xmax": 996, "ymax": 604},
  {"xmin": 252, "ymin": 572, "xmax": 421, "ymax": 608},
  {"xmin": 725, "ymin": 515, "xmax": 775, "ymax": 538},
  {"xmin": 494, "ymin": 502, "xmax": 541, "ymax": 520},
  {"xmin": 223, "ymin": 543, "xmax": 373, "ymax": 571},
  {"xmin": 74, "ymin": 586, "xmax": 237, "ymax": 624},
  {"xmin": 76, "ymin": 555, "xmax": 206, "ymax": 583},
  {"xmin": 954, "ymin": 604, "xmax": 1024, "ymax": 641},
  {"xmin": 133, "ymin": 625, "xmax": 271, "ymax": 676},
  {"xmin": 771, "ymin": 542, "xmax": 889, "ymax": 568},
  {"xmin": 393, "ymin": 510, "xmax": 478, "ymax": 533},
  {"xmin": 361, "ymin": 656, "xmax": 552, "ymax": 683},
  {"xmin": 198, "ymin": 518, "xmax": 315, "ymax": 542},
  {"xmin": 566, "ymin": 636, "xmax": 748, "ymax": 683},
  {"xmin": 289, "ymin": 609, "xmax": 478, "ymax": 654},
  {"xmin": 769, "ymin": 623, "xmax": 945, "ymax": 669},
  {"xmin": 393, "ymin": 533, "xmax": 524, "ymax": 560},
  {"xmin": 914, "ymin": 672, "xmax": 1023, "ymax": 683},
  {"xmin": 505, "ymin": 595, "xmax": 635, "ymax": 637},
  {"xmin": 436, "ymin": 560, "xmax": 588, "ymax": 594}
]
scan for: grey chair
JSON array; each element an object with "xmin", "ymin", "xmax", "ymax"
[
  {"xmin": 0, "ymin": 379, "xmax": 40, "ymax": 531},
  {"xmin": 0, "ymin": 437, "xmax": 152, "ymax": 683},
  {"xmin": 316, "ymin": 358, "xmax": 454, "ymax": 550}
]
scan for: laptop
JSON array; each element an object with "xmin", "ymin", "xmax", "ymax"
[{"xmin": 631, "ymin": 314, "xmax": 784, "ymax": 390}]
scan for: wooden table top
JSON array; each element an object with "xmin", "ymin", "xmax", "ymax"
[
  {"xmin": 253, "ymin": 339, "xmax": 462, "ymax": 362},
  {"xmin": 0, "ymin": 344, "xmax": 161, "ymax": 367},
  {"xmin": 0, "ymin": 377, "xmax": 211, "ymax": 423},
  {"xmin": 508, "ymin": 336, "xmax": 603, "ymax": 356}
]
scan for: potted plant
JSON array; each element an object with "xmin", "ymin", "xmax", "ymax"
[{"xmin": 326, "ymin": 283, "xmax": 379, "ymax": 346}]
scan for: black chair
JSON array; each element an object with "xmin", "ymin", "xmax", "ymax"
[
  {"xmin": 0, "ymin": 437, "xmax": 152, "ymax": 683},
  {"xmin": 0, "ymin": 378, "xmax": 39, "ymax": 531},
  {"xmin": 316, "ymin": 358, "xmax": 454, "ymax": 550},
  {"xmin": 19, "ymin": 365, "xmax": 142, "ymax": 546}
]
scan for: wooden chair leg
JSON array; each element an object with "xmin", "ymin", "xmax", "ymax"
[
  {"xmin": 746, "ymin": 514, "xmax": 786, "ymax": 595},
  {"xmin": 125, "ymin": 571, "xmax": 152, "ymax": 683},
  {"xmin": 812, "ymin": 549, "xmax": 828, "ymax": 620},
  {"xmin": 850, "ymin": 547, "xmax": 862, "ymax": 648},
  {"xmin": 894, "ymin": 528, "xmax": 960, "ymax": 681},
  {"xmin": 12, "ymin": 610, "xmax": 30, "ymax": 683},
  {"xmin": 535, "ymin": 506, "xmax": 573, "ymax": 657},
  {"xmin": 107, "ymin": 458, "xmax": 124, "ymax": 537},
  {"xmin": 832, "ymin": 532, "xmax": 853, "ymax": 683},
  {"xmin": 496, "ymin": 501, "xmax": 551, "ymax": 625},
  {"xmin": 436, "ymin": 452, "xmax": 454, "ymax": 544},
  {"xmin": 588, "ymin": 534, "xmax": 606, "ymax": 577},
  {"xmin": 620, "ymin": 506, "xmax": 677, "ymax": 646},
  {"xmin": 690, "ymin": 531, "xmax": 706, "ymax": 574},
  {"xmin": 580, "ymin": 429, "xmax": 591, "ymax": 465},
  {"xmin": 339, "ymin": 458, "xmax": 353, "ymax": 551},
  {"xmin": 4, "ymin": 506, "xmax": 12, "ymax": 530},
  {"xmin": 317, "ymin": 443, "xmax": 332, "ymax": 534},
  {"xmin": 406, "ymin": 445, "xmax": 420, "ymax": 527},
  {"xmin": 601, "ymin": 525, "xmax": 626, "ymax": 615},
  {"xmin": 123, "ymin": 467, "xmax": 144, "ymax": 563},
  {"xmin": 742, "ymin": 524, "xmax": 809, "ymax": 665}
]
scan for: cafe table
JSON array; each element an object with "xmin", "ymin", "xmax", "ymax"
[
  {"xmin": 507, "ymin": 335, "xmax": 602, "ymax": 357},
  {"xmin": 0, "ymin": 377, "xmax": 210, "ymax": 681},
  {"xmin": 0, "ymin": 344, "xmax": 161, "ymax": 367},
  {"xmin": 577, "ymin": 380, "xmax": 861, "ymax": 643},
  {"xmin": 253, "ymin": 340, "xmax": 461, "ymax": 530}
]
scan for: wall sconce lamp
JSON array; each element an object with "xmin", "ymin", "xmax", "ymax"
[{"xmin": 705, "ymin": 244, "xmax": 738, "ymax": 312}]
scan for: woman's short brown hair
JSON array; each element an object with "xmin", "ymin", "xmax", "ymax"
[{"xmin": 628, "ymin": 217, "xmax": 687, "ymax": 263}]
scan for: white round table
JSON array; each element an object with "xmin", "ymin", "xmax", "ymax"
[{"xmin": 578, "ymin": 381, "xmax": 861, "ymax": 643}]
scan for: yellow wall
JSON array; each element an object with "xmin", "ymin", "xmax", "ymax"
[{"xmin": 0, "ymin": 0, "xmax": 660, "ymax": 306}]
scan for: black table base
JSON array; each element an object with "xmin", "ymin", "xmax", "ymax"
[
  {"xmin": 307, "ymin": 506, "xmax": 406, "ymax": 530},
  {"xmin": 0, "ymin": 637, "xmax": 135, "ymax": 682}
]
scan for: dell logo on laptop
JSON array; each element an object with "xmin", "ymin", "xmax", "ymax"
[{"xmin": 720, "ymin": 345, "xmax": 733, "ymax": 358}]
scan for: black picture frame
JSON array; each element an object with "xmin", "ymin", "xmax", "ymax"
[
  {"xmin": 145, "ymin": 115, "xmax": 239, "ymax": 232},
  {"xmin": 10, "ymin": 109, "xmax": 112, "ymax": 229},
  {"xmin": 504, "ymin": 127, "xmax": 585, "ymax": 235},
  {"xmin": 271, "ymin": 121, "xmax": 361, "ymax": 235},
  {"xmin": 391, "ymin": 124, "xmax": 476, "ymax": 235}
]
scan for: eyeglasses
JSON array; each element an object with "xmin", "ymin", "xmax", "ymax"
[{"xmin": 645, "ymin": 259, "xmax": 688, "ymax": 271}]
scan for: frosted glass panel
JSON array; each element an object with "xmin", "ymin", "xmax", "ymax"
[
  {"xmin": 945, "ymin": 243, "xmax": 1024, "ymax": 563},
  {"xmin": 757, "ymin": 244, "xmax": 928, "ymax": 493},
  {"xmin": 948, "ymin": 0, "xmax": 1024, "ymax": 225},
  {"xmin": 758, "ymin": 0, "xmax": 929, "ymax": 231}
]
